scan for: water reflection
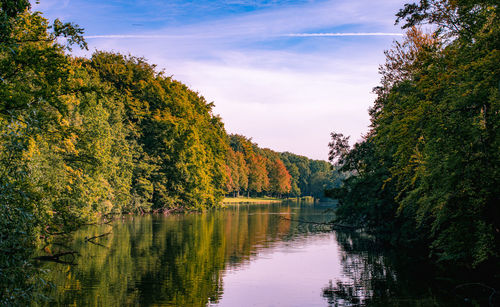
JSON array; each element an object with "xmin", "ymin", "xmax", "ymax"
[
  {"xmin": 39, "ymin": 202, "xmax": 335, "ymax": 306},
  {"xmin": 37, "ymin": 202, "xmax": 476, "ymax": 306},
  {"xmin": 321, "ymin": 231, "xmax": 477, "ymax": 307}
]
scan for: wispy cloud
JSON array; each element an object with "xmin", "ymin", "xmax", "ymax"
[
  {"xmin": 286, "ymin": 32, "xmax": 403, "ymax": 37},
  {"xmin": 85, "ymin": 34, "xmax": 204, "ymax": 39},
  {"xmin": 165, "ymin": 56, "xmax": 378, "ymax": 159},
  {"xmin": 85, "ymin": 32, "xmax": 404, "ymax": 40},
  {"xmin": 86, "ymin": 32, "xmax": 403, "ymax": 40}
]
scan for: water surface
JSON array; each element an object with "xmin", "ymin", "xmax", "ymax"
[{"xmin": 39, "ymin": 202, "xmax": 471, "ymax": 306}]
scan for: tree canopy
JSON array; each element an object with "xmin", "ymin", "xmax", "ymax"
[{"xmin": 329, "ymin": 0, "xmax": 499, "ymax": 268}]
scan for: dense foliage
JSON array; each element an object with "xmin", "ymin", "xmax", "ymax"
[
  {"xmin": 0, "ymin": 2, "xmax": 227, "ymax": 303},
  {"xmin": 329, "ymin": 0, "xmax": 499, "ymax": 268}
]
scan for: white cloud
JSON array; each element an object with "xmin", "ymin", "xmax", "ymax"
[
  {"xmin": 59, "ymin": 0, "xmax": 407, "ymax": 160},
  {"xmin": 156, "ymin": 53, "xmax": 379, "ymax": 160}
]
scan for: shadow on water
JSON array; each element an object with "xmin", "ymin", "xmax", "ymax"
[{"xmin": 321, "ymin": 230, "xmax": 499, "ymax": 307}]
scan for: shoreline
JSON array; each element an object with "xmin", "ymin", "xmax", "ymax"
[{"xmin": 222, "ymin": 196, "xmax": 315, "ymax": 204}]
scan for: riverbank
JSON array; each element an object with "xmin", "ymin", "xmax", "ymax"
[
  {"xmin": 222, "ymin": 196, "xmax": 315, "ymax": 204},
  {"xmin": 223, "ymin": 197, "xmax": 282, "ymax": 204}
]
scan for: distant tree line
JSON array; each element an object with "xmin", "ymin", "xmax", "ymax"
[
  {"xmin": 328, "ymin": 0, "xmax": 499, "ymax": 268},
  {"xmin": 225, "ymin": 134, "xmax": 341, "ymax": 198}
]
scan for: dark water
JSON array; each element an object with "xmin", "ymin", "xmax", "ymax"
[{"xmin": 38, "ymin": 202, "xmax": 487, "ymax": 306}]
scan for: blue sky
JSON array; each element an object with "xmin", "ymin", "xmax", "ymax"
[{"xmin": 35, "ymin": 0, "xmax": 408, "ymax": 160}]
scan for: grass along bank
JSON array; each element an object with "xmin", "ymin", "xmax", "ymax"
[{"xmin": 223, "ymin": 196, "xmax": 315, "ymax": 204}]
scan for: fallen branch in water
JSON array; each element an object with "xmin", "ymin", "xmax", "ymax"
[
  {"xmin": 85, "ymin": 217, "xmax": 114, "ymax": 226},
  {"xmin": 84, "ymin": 231, "xmax": 112, "ymax": 248},
  {"xmin": 279, "ymin": 216, "xmax": 359, "ymax": 230},
  {"xmin": 85, "ymin": 231, "xmax": 111, "ymax": 242},
  {"xmin": 86, "ymin": 239, "xmax": 108, "ymax": 248},
  {"xmin": 33, "ymin": 251, "xmax": 78, "ymax": 265}
]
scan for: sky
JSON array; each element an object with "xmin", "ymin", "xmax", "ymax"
[{"xmin": 34, "ymin": 0, "xmax": 408, "ymax": 160}]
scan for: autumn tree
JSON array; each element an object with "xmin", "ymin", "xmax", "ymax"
[{"xmin": 267, "ymin": 158, "xmax": 291, "ymax": 197}]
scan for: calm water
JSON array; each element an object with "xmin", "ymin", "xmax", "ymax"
[{"xmin": 38, "ymin": 202, "xmax": 477, "ymax": 306}]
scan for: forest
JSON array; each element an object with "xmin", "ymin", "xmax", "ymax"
[
  {"xmin": 0, "ymin": 1, "xmax": 339, "ymax": 304},
  {"xmin": 328, "ymin": 0, "xmax": 499, "ymax": 269}
]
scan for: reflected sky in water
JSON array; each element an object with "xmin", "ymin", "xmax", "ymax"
[{"xmin": 217, "ymin": 233, "xmax": 343, "ymax": 306}]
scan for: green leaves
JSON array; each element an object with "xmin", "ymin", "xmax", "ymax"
[
  {"xmin": 89, "ymin": 52, "xmax": 229, "ymax": 210},
  {"xmin": 50, "ymin": 18, "xmax": 87, "ymax": 51},
  {"xmin": 333, "ymin": 0, "xmax": 500, "ymax": 267}
]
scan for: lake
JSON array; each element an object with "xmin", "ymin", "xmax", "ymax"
[{"xmin": 39, "ymin": 201, "xmax": 476, "ymax": 306}]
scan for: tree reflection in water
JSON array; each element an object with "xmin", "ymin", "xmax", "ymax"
[
  {"xmin": 38, "ymin": 202, "xmax": 331, "ymax": 306},
  {"xmin": 37, "ymin": 202, "xmax": 494, "ymax": 306},
  {"xmin": 321, "ymin": 231, "xmax": 386, "ymax": 307},
  {"xmin": 321, "ymin": 230, "xmax": 493, "ymax": 307}
]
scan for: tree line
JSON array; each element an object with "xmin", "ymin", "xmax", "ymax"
[
  {"xmin": 328, "ymin": 0, "xmax": 499, "ymax": 269},
  {"xmin": 225, "ymin": 134, "xmax": 341, "ymax": 199}
]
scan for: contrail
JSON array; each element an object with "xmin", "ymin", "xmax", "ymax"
[
  {"xmin": 84, "ymin": 32, "xmax": 404, "ymax": 40},
  {"xmin": 85, "ymin": 34, "xmax": 198, "ymax": 39},
  {"xmin": 286, "ymin": 32, "xmax": 403, "ymax": 37}
]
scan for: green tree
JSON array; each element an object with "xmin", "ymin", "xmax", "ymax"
[
  {"xmin": 0, "ymin": 4, "xmax": 89, "ymax": 304},
  {"xmin": 90, "ymin": 52, "xmax": 228, "ymax": 209},
  {"xmin": 330, "ymin": 0, "xmax": 499, "ymax": 267}
]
